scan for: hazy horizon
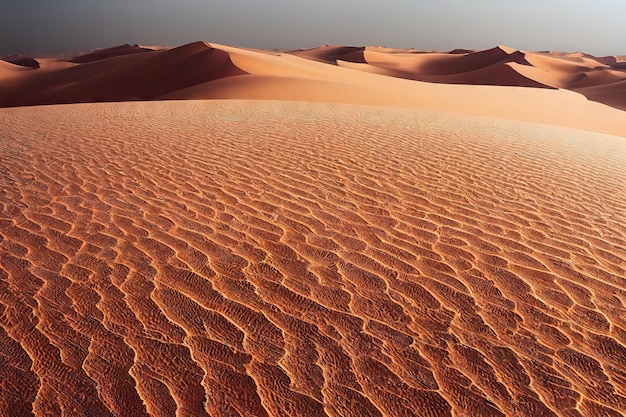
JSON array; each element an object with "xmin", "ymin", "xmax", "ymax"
[{"xmin": 2, "ymin": 1, "xmax": 626, "ymax": 57}]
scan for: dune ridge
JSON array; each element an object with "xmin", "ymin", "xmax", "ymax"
[
  {"xmin": 0, "ymin": 42, "xmax": 247, "ymax": 106},
  {"xmin": 1, "ymin": 100, "xmax": 625, "ymax": 416},
  {"xmin": 0, "ymin": 54, "xmax": 40, "ymax": 69},
  {"xmin": 1, "ymin": 42, "xmax": 625, "ymax": 136},
  {"xmin": 68, "ymin": 44, "xmax": 156, "ymax": 63}
]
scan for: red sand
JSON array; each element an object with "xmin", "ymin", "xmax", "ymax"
[{"xmin": 1, "ymin": 100, "xmax": 625, "ymax": 416}]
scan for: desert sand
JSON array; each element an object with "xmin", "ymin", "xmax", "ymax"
[
  {"xmin": 1, "ymin": 42, "xmax": 626, "ymax": 136},
  {"xmin": 0, "ymin": 41, "xmax": 626, "ymax": 417}
]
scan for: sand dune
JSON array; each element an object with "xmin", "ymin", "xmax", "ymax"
[
  {"xmin": 336, "ymin": 50, "xmax": 553, "ymax": 89},
  {"xmin": 161, "ymin": 44, "xmax": 626, "ymax": 137},
  {"xmin": 1, "ymin": 41, "xmax": 625, "ymax": 136},
  {"xmin": 1, "ymin": 54, "xmax": 40, "ymax": 69},
  {"xmin": 0, "ymin": 42, "xmax": 247, "ymax": 106},
  {"xmin": 366, "ymin": 46, "xmax": 531, "ymax": 77},
  {"xmin": 0, "ymin": 60, "xmax": 32, "ymax": 78},
  {"xmin": 1, "ymin": 100, "xmax": 625, "ymax": 416},
  {"xmin": 568, "ymin": 69, "xmax": 626, "ymax": 89},
  {"xmin": 574, "ymin": 79, "xmax": 626, "ymax": 111},
  {"xmin": 293, "ymin": 44, "xmax": 626, "ymax": 112},
  {"xmin": 289, "ymin": 45, "xmax": 367, "ymax": 64},
  {"xmin": 401, "ymin": 61, "xmax": 553, "ymax": 89},
  {"xmin": 69, "ymin": 43, "xmax": 156, "ymax": 63}
]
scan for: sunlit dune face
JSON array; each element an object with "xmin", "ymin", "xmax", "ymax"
[{"xmin": 1, "ymin": 100, "xmax": 624, "ymax": 417}]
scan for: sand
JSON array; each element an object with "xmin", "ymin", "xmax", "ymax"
[
  {"xmin": 292, "ymin": 44, "xmax": 626, "ymax": 113},
  {"xmin": 1, "ymin": 39, "xmax": 626, "ymax": 416},
  {"xmin": 1, "ymin": 100, "xmax": 625, "ymax": 416},
  {"xmin": 1, "ymin": 42, "xmax": 626, "ymax": 136},
  {"xmin": 68, "ymin": 44, "xmax": 156, "ymax": 63}
]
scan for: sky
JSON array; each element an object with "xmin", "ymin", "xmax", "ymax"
[{"xmin": 1, "ymin": 0, "xmax": 625, "ymax": 56}]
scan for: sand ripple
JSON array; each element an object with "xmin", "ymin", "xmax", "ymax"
[{"xmin": 0, "ymin": 101, "xmax": 625, "ymax": 416}]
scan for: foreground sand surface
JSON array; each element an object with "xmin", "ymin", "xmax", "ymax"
[{"xmin": 1, "ymin": 100, "xmax": 626, "ymax": 416}]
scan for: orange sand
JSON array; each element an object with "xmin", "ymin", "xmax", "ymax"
[
  {"xmin": 1, "ymin": 42, "xmax": 625, "ymax": 136},
  {"xmin": 1, "ymin": 100, "xmax": 625, "ymax": 416}
]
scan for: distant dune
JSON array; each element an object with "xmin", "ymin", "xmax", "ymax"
[
  {"xmin": 1, "ymin": 100, "xmax": 625, "ymax": 416},
  {"xmin": 1, "ymin": 40, "xmax": 626, "ymax": 417},
  {"xmin": 0, "ymin": 41, "xmax": 625, "ymax": 135},
  {"xmin": 68, "ymin": 44, "xmax": 156, "ymax": 63},
  {"xmin": 299, "ymin": 44, "xmax": 626, "ymax": 112},
  {"xmin": 0, "ymin": 54, "xmax": 40, "ymax": 69}
]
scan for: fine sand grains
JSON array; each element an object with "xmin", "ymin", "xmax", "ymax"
[{"xmin": 0, "ymin": 100, "xmax": 625, "ymax": 417}]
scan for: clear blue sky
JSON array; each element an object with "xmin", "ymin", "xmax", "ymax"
[{"xmin": 1, "ymin": 0, "xmax": 625, "ymax": 56}]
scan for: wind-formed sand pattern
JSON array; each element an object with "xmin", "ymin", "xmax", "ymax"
[{"xmin": 1, "ymin": 100, "xmax": 625, "ymax": 416}]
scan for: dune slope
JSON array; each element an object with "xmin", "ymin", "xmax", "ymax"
[
  {"xmin": 574, "ymin": 79, "xmax": 626, "ymax": 111},
  {"xmin": 0, "ymin": 100, "xmax": 625, "ymax": 417},
  {"xmin": 0, "ymin": 55, "xmax": 40, "ymax": 69},
  {"xmin": 69, "ymin": 44, "xmax": 156, "ymax": 63},
  {"xmin": 0, "ymin": 42, "xmax": 246, "ymax": 106},
  {"xmin": 293, "ymin": 44, "xmax": 626, "ymax": 112}
]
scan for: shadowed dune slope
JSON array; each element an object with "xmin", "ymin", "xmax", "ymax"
[
  {"xmin": 1, "ymin": 100, "xmax": 625, "ymax": 417},
  {"xmin": 289, "ymin": 45, "xmax": 367, "ymax": 64},
  {"xmin": 364, "ymin": 46, "xmax": 532, "ymax": 77},
  {"xmin": 336, "ymin": 56, "xmax": 553, "ymax": 89},
  {"xmin": 574, "ymin": 79, "xmax": 626, "ymax": 111},
  {"xmin": 69, "ymin": 44, "xmax": 156, "ymax": 63},
  {"xmin": 0, "ymin": 42, "xmax": 247, "ymax": 106},
  {"xmin": 1, "ymin": 54, "xmax": 40, "ymax": 69}
]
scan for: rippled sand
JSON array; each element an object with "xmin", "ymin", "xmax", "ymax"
[{"xmin": 0, "ymin": 100, "xmax": 625, "ymax": 416}]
